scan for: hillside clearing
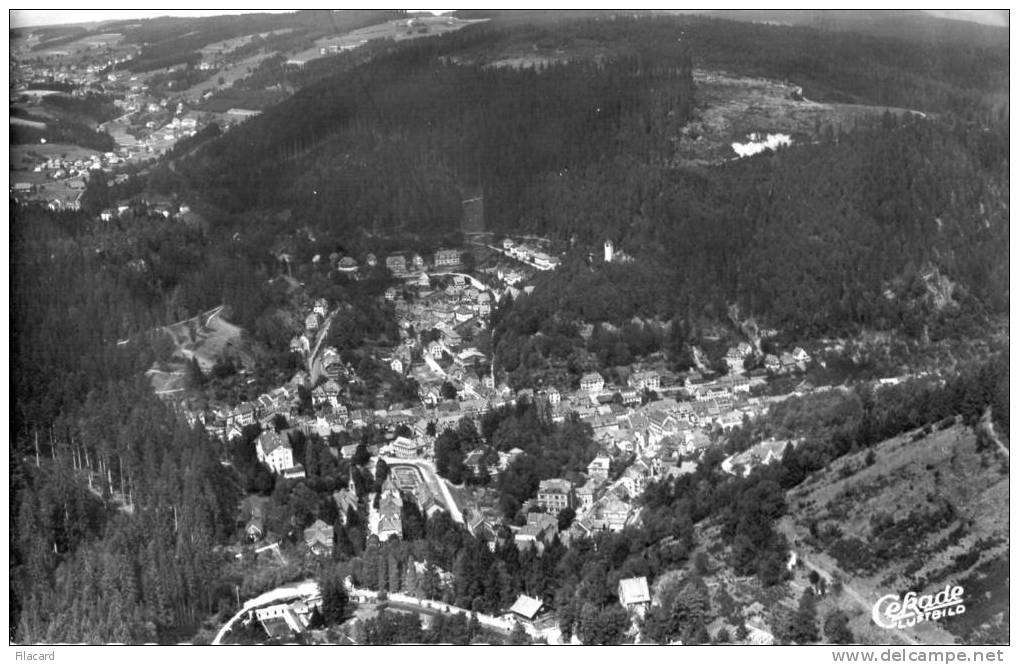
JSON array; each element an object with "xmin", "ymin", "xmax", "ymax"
[{"xmin": 675, "ymin": 69, "xmax": 928, "ymax": 164}]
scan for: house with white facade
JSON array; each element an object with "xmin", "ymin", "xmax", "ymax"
[
  {"xmin": 580, "ymin": 372, "xmax": 605, "ymax": 394},
  {"xmin": 256, "ymin": 430, "xmax": 294, "ymax": 474}
]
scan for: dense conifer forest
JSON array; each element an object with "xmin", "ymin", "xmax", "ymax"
[
  {"xmin": 135, "ymin": 15, "xmax": 1007, "ymax": 345},
  {"xmin": 11, "ymin": 207, "xmax": 242, "ymax": 641}
]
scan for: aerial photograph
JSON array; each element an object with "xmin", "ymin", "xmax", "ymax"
[{"xmin": 8, "ymin": 8, "xmax": 1009, "ymax": 649}]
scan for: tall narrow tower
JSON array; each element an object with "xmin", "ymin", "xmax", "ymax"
[{"xmin": 604, "ymin": 240, "xmax": 614, "ymax": 263}]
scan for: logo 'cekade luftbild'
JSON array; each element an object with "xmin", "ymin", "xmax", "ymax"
[{"xmin": 872, "ymin": 585, "xmax": 966, "ymax": 630}]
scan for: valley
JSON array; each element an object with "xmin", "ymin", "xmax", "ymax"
[{"xmin": 9, "ymin": 9, "xmax": 1008, "ymax": 648}]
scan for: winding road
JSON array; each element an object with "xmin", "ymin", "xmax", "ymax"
[
  {"xmin": 213, "ymin": 578, "xmax": 560, "ymax": 645},
  {"xmin": 212, "ymin": 579, "xmax": 320, "ymax": 645},
  {"xmin": 778, "ymin": 517, "xmax": 958, "ymax": 646},
  {"xmin": 793, "ymin": 552, "xmax": 920, "ymax": 646},
  {"xmin": 307, "ymin": 308, "xmax": 339, "ymax": 377}
]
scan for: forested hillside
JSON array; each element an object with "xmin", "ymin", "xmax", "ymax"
[
  {"xmin": 453, "ymin": 11, "xmax": 1007, "ymax": 118},
  {"xmin": 492, "ymin": 115, "xmax": 1008, "ymax": 385},
  {"xmin": 159, "ymin": 17, "xmax": 695, "ymax": 241},
  {"xmin": 130, "ymin": 13, "xmax": 1006, "ymax": 346},
  {"xmin": 11, "ymin": 205, "xmax": 244, "ymax": 641},
  {"xmin": 691, "ymin": 10, "xmax": 1008, "ymax": 49}
]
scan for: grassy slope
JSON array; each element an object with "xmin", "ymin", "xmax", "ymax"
[{"xmin": 780, "ymin": 424, "xmax": 1008, "ymax": 645}]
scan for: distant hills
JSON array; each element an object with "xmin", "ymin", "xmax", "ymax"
[
  {"xmin": 672, "ymin": 10, "xmax": 1007, "ymax": 46},
  {"xmin": 92, "ymin": 11, "xmax": 1009, "ymax": 341}
]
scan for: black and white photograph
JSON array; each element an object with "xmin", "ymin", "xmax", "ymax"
[{"xmin": 7, "ymin": 7, "xmax": 1010, "ymax": 654}]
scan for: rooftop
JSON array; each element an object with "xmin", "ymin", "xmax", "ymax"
[
  {"xmin": 618, "ymin": 576, "xmax": 651, "ymax": 605},
  {"xmin": 257, "ymin": 430, "xmax": 288, "ymax": 456},
  {"xmin": 509, "ymin": 595, "xmax": 544, "ymax": 620},
  {"xmin": 538, "ymin": 478, "xmax": 572, "ymax": 494}
]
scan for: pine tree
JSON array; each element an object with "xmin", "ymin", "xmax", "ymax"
[{"xmin": 319, "ymin": 571, "xmax": 349, "ymax": 625}]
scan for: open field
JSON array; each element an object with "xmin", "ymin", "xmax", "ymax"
[
  {"xmin": 198, "ymin": 29, "xmax": 296, "ymax": 58},
  {"xmin": 9, "ymin": 116, "xmax": 48, "ymax": 130},
  {"xmin": 287, "ymin": 16, "xmax": 485, "ymax": 65},
  {"xmin": 184, "ymin": 52, "xmax": 280, "ymax": 98},
  {"xmin": 33, "ymin": 31, "xmax": 123, "ymax": 54},
  {"xmin": 8, "ymin": 171, "xmax": 88, "ymax": 206},
  {"xmin": 146, "ymin": 308, "xmax": 248, "ymax": 395},
  {"xmin": 201, "ymin": 88, "xmax": 289, "ymax": 113},
  {"xmin": 147, "ymin": 365, "xmax": 188, "ymax": 396},
  {"xmin": 10, "ymin": 101, "xmax": 64, "ymax": 123},
  {"xmin": 11, "ymin": 142, "xmax": 101, "ymax": 169},
  {"xmin": 167, "ymin": 308, "xmax": 245, "ymax": 371},
  {"xmin": 75, "ymin": 32, "xmax": 124, "ymax": 47}
]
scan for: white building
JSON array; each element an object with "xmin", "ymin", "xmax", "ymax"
[
  {"xmin": 630, "ymin": 370, "xmax": 661, "ymax": 392},
  {"xmin": 434, "ymin": 248, "xmax": 460, "ymax": 267},
  {"xmin": 587, "ymin": 455, "xmax": 611, "ymax": 480},
  {"xmin": 618, "ymin": 576, "xmax": 651, "ymax": 616},
  {"xmin": 256, "ymin": 431, "xmax": 294, "ymax": 474},
  {"xmin": 536, "ymin": 478, "xmax": 573, "ymax": 513},
  {"xmin": 580, "ymin": 372, "xmax": 604, "ymax": 394}
]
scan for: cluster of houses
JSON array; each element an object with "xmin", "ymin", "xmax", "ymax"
[
  {"xmin": 14, "ymin": 49, "xmax": 137, "ymax": 89},
  {"xmin": 466, "ymin": 362, "xmax": 818, "ymax": 552},
  {"xmin": 567, "ymin": 367, "xmax": 758, "ymax": 439},
  {"xmin": 505, "ymin": 466, "xmax": 645, "ymax": 550},
  {"xmin": 99, "ymin": 198, "xmax": 192, "ymax": 223},
  {"xmin": 290, "ymin": 297, "xmax": 331, "ymax": 353},
  {"xmin": 30, "ymin": 150, "xmax": 123, "ymax": 181},
  {"xmin": 192, "ymin": 380, "xmax": 307, "ymax": 443},
  {"xmin": 722, "ymin": 341, "xmax": 812, "ymax": 376},
  {"xmin": 142, "ymin": 113, "xmax": 199, "ymax": 141},
  {"xmin": 110, "ymin": 92, "xmax": 208, "ymax": 156},
  {"xmin": 319, "ymin": 40, "xmax": 366, "ymax": 56},
  {"xmin": 254, "ymin": 595, "xmax": 323, "ymax": 639},
  {"xmin": 500, "ymin": 238, "xmax": 560, "ymax": 271},
  {"xmin": 764, "ymin": 346, "xmax": 812, "ymax": 375},
  {"xmin": 506, "ymin": 575, "xmax": 651, "ymax": 630},
  {"xmin": 244, "ymin": 457, "xmax": 450, "ymax": 558},
  {"xmin": 327, "ymin": 247, "xmax": 462, "ymax": 280},
  {"xmin": 207, "ymin": 339, "xmax": 811, "ymax": 560},
  {"xmin": 386, "ymin": 272, "xmax": 505, "ymax": 409},
  {"xmin": 392, "ymin": 273, "xmax": 492, "ymax": 335},
  {"xmin": 9, "ymin": 178, "xmax": 85, "ymax": 211}
]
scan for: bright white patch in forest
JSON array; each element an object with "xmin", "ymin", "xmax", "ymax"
[{"xmin": 731, "ymin": 132, "xmax": 793, "ymax": 158}]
